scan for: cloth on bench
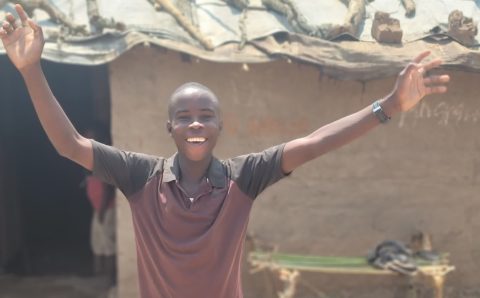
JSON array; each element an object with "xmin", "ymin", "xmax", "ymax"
[{"xmin": 248, "ymin": 250, "xmax": 454, "ymax": 298}]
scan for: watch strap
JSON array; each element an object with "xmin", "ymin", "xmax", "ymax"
[{"xmin": 372, "ymin": 101, "xmax": 391, "ymax": 124}]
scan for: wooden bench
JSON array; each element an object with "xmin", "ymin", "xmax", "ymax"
[{"xmin": 248, "ymin": 251, "xmax": 454, "ymax": 298}]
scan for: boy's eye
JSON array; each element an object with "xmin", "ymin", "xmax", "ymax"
[{"xmin": 177, "ymin": 115, "xmax": 191, "ymax": 121}]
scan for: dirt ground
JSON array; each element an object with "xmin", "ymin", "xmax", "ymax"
[
  {"xmin": 0, "ymin": 274, "xmax": 115, "ymax": 298},
  {"xmin": 1, "ymin": 273, "xmax": 480, "ymax": 298}
]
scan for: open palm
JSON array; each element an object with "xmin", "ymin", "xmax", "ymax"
[
  {"xmin": 1, "ymin": 4, "xmax": 44, "ymax": 71},
  {"xmin": 390, "ymin": 52, "xmax": 449, "ymax": 112}
]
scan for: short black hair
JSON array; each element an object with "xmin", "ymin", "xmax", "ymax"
[{"xmin": 168, "ymin": 82, "xmax": 219, "ymax": 120}]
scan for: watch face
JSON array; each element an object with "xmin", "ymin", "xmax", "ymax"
[{"xmin": 373, "ymin": 101, "xmax": 390, "ymax": 123}]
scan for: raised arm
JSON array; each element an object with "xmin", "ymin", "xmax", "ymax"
[
  {"xmin": 281, "ymin": 52, "xmax": 450, "ymax": 173},
  {"xmin": 1, "ymin": 4, "xmax": 93, "ymax": 170}
]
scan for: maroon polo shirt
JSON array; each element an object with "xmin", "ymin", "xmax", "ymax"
[{"xmin": 91, "ymin": 140, "xmax": 287, "ymax": 298}]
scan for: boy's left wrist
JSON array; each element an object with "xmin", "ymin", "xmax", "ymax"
[
  {"xmin": 372, "ymin": 101, "xmax": 391, "ymax": 123},
  {"xmin": 378, "ymin": 95, "xmax": 400, "ymax": 118}
]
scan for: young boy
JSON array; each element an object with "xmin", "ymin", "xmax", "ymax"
[{"xmin": 1, "ymin": 4, "xmax": 450, "ymax": 298}]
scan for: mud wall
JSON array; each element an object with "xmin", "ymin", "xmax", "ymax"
[{"xmin": 110, "ymin": 46, "xmax": 480, "ymax": 298}]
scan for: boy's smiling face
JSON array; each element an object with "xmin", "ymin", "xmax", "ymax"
[{"xmin": 167, "ymin": 84, "xmax": 222, "ymax": 162}]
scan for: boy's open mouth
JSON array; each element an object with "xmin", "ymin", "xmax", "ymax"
[{"xmin": 186, "ymin": 137, "xmax": 207, "ymax": 144}]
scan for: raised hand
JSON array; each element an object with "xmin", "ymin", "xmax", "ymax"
[
  {"xmin": 387, "ymin": 51, "xmax": 450, "ymax": 113},
  {"xmin": 0, "ymin": 4, "xmax": 44, "ymax": 71}
]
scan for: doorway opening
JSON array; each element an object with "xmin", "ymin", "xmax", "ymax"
[{"xmin": 0, "ymin": 56, "xmax": 111, "ymax": 276}]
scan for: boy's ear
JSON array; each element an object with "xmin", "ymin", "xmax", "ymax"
[
  {"xmin": 219, "ymin": 120, "xmax": 223, "ymax": 132},
  {"xmin": 166, "ymin": 121, "xmax": 172, "ymax": 135}
]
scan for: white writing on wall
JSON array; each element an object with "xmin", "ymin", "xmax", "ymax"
[{"xmin": 398, "ymin": 101, "xmax": 480, "ymax": 128}]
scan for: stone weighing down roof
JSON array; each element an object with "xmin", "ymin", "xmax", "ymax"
[{"xmin": 0, "ymin": 0, "xmax": 479, "ymax": 80}]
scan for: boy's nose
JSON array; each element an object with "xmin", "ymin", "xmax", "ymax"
[{"xmin": 189, "ymin": 121, "xmax": 203, "ymax": 129}]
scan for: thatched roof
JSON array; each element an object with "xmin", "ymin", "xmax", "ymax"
[{"xmin": 1, "ymin": 0, "xmax": 479, "ymax": 80}]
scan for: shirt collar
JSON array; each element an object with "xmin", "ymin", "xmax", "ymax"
[{"xmin": 162, "ymin": 153, "xmax": 226, "ymax": 188}]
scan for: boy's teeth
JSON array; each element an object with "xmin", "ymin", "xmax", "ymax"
[{"xmin": 187, "ymin": 137, "xmax": 206, "ymax": 143}]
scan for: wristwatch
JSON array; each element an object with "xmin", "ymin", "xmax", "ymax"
[{"xmin": 372, "ymin": 101, "xmax": 391, "ymax": 124}]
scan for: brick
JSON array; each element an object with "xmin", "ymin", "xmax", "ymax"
[
  {"xmin": 448, "ymin": 10, "xmax": 478, "ymax": 46},
  {"xmin": 371, "ymin": 11, "xmax": 403, "ymax": 44}
]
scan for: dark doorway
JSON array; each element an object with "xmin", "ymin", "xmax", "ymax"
[{"xmin": 0, "ymin": 56, "xmax": 111, "ymax": 276}]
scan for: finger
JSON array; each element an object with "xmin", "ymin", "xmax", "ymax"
[
  {"xmin": 424, "ymin": 74, "xmax": 450, "ymax": 85},
  {"xmin": 415, "ymin": 69, "xmax": 426, "ymax": 97},
  {"xmin": 27, "ymin": 19, "xmax": 42, "ymax": 35},
  {"xmin": 423, "ymin": 59, "xmax": 442, "ymax": 72},
  {"xmin": 412, "ymin": 51, "xmax": 431, "ymax": 64},
  {"xmin": 417, "ymin": 66, "xmax": 425, "ymax": 76},
  {"xmin": 6, "ymin": 13, "xmax": 17, "ymax": 29},
  {"xmin": 15, "ymin": 4, "xmax": 29, "ymax": 26},
  {"xmin": 407, "ymin": 64, "xmax": 425, "ymax": 84},
  {"xmin": 0, "ymin": 28, "xmax": 7, "ymax": 39},
  {"xmin": 2, "ymin": 21, "xmax": 13, "ymax": 34},
  {"xmin": 425, "ymin": 85, "xmax": 448, "ymax": 95},
  {"xmin": 399, "ymin": 62, "xmax": 419, "ymax": 77}
]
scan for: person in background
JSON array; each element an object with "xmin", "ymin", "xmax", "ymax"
[{"xmin": 83, "ymin": 127, "xmax": 116, "ymax": 287}]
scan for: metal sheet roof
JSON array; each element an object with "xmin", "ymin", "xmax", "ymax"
[{"xmin": 1, "ymin": 0, "xmax": 480, "ymax": 80}]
